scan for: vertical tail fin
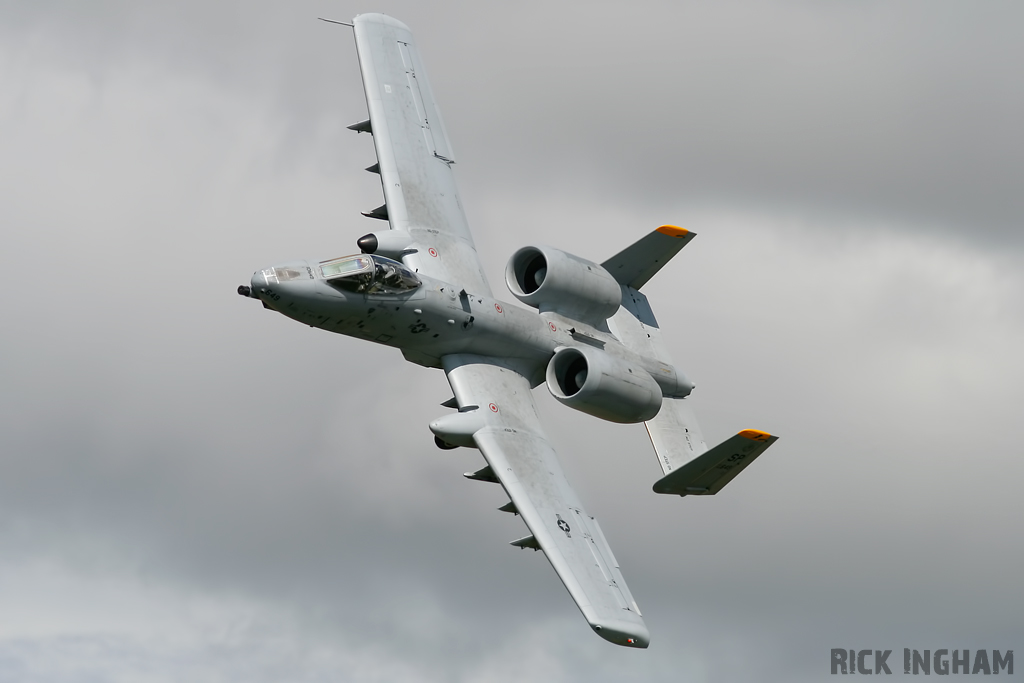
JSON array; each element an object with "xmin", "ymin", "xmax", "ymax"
[
  {"xmin": 646, "ymin": 396, "xmax": 708, "ymax": 475},
  {"xmin": 607, "ymin": 285, "xmax": 706, "ymax": 475},
  {"xmin": 601, "ymin": 225, "xmax": 695, "ymax": 290},
  {"xmin": 652, "ymin": 429, "xmax": 778, "ymax": 496},
  {"xmin": 611, "ymin": 288, "xmax": 780, "ymax": 490},
  {"xmin": 604, "ymin": 228, "xmax": 779, "ymax": 490}
]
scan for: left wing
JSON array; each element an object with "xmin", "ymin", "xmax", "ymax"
[
  {"xmin": 351, "ymin": 14, "xmax": 491, "ymax": 296},
  {"xmin": 441, "ymin": 354, "xmax": 650, "ymax": 648}
]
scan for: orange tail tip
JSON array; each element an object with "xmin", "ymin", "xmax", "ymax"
[
  {"xmin": 656, "ymin": 225, "xmax": 689, "ymax": 237},
  {"xmin": 738, "ymin": 429, "xmax": 773, "ymax": 442}
]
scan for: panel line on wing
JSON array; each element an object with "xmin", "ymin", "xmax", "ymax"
[{"xmin": 397, "ymin": 41, "xmax": 450, "ymax": 163}]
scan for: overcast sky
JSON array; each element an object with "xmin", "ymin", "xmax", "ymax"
[{"xmin": 1, "ymin": 2, "xmax": 1022, "ymax": 681}]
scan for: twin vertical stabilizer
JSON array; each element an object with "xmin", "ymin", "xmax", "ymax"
[{"xmin": 604, "ymin": 226, "xmax": 778, "ymax": 495}]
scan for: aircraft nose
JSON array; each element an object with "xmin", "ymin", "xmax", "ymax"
[
  {"xmin": 249, "ymin": 261, "xmax": 313, "ymax": 305},
  {"xmin": 249, "ymin": 270, "xmax": 270, "ymax": 302}
]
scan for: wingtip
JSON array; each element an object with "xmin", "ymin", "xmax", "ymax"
[{"xmin": 591, "ymin": 620, "xmax": 650, "ymax": 648}]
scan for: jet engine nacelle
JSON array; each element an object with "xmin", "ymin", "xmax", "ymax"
[
  {"xmin": 505, "ymin": 245, "xmax": 621, "ymax": 325},
  {"xmin": 546, "ymin": 346, "xmax": 662, "ymax": 423}
]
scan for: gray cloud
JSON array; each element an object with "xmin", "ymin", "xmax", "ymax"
[{"xmin": 444, "ymin": 2, "xmax": 1024, "ymax": 248}]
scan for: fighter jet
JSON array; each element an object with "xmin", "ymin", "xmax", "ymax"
[{"xmin": 239, "ymin": 13, "xmax": 778, "ymax": 648}]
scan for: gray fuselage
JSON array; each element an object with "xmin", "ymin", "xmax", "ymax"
[{"xmin": 249, "ymin": 257, "xmax": 687, "ymax": 394}]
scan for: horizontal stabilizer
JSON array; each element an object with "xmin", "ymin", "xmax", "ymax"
[
  {"xmin": 510, "ymin": 535, "xmax": 540, "ymax": 550},
  {"xmin": 602, "ymin": 225, "xmax": 696, "ymax": 290},
  {"xmin": 347, "ymin": 118, "xmax": 372, "ymax": 133},
  {"xmin": 653, "ymin": 429, "xmax": 778, "ymax": 496}
]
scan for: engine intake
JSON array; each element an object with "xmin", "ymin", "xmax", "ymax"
[
  {"xmin": 506, "ymin": 246, "xmax": 621, "ymax": 326},
  {"xmin": 546, "ymin": 346, "xmax": 662, "ymax": 423}
]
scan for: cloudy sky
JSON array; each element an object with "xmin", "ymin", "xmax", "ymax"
[{"xmin": 2, "ymin": 1, "xmax": 1022, "ymax": 681}]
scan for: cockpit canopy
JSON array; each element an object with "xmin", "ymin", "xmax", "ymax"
[{"xmin": 319, "ymin": 254, "xmax": 421, "ymax": 294}]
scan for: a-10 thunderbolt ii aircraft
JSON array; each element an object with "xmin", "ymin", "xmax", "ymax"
[{"xmin": 239, "ymin": 13, "xmax": 778, "ymax": 648}]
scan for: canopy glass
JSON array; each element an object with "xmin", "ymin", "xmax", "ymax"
[{"xmin": 319, "ymin": 255, "xmax": 421, "ymax": 294}]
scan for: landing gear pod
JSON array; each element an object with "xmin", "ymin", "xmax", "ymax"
[{"xmin": 429, "ymin": 408, "xmax": 487, "ymax": 449}]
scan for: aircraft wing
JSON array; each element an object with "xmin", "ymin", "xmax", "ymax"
[
  {"xmin": 442, "ymin": 354, "xmax": 650, "ymax": 648},
  {"xmin": 351, "ymin": 14, "xmax": 492, "ymax": 296}
]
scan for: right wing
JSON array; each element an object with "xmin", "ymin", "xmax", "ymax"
[
  {"xmin": 351, "ymin": 14, "xmax": 492, "ymax": 296},
  {"xmin": 441, "ymin": 354, "xmax": 650, "ymax": 648}
]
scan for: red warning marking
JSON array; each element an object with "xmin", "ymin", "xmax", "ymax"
[
  {"xmin": 494, "ymin": 303, "xmax": 502, "ymax": 313},
  {"xmin": 549, "ymin": 322, "xmax": 557, "ymax": 332},
  {"xmin": 489, "ymin": 403, "xmax": 498, "ymax": 413},
  {"xmin": 428, "ymin": 247, "xmax": 438, "ymax": 257}
]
